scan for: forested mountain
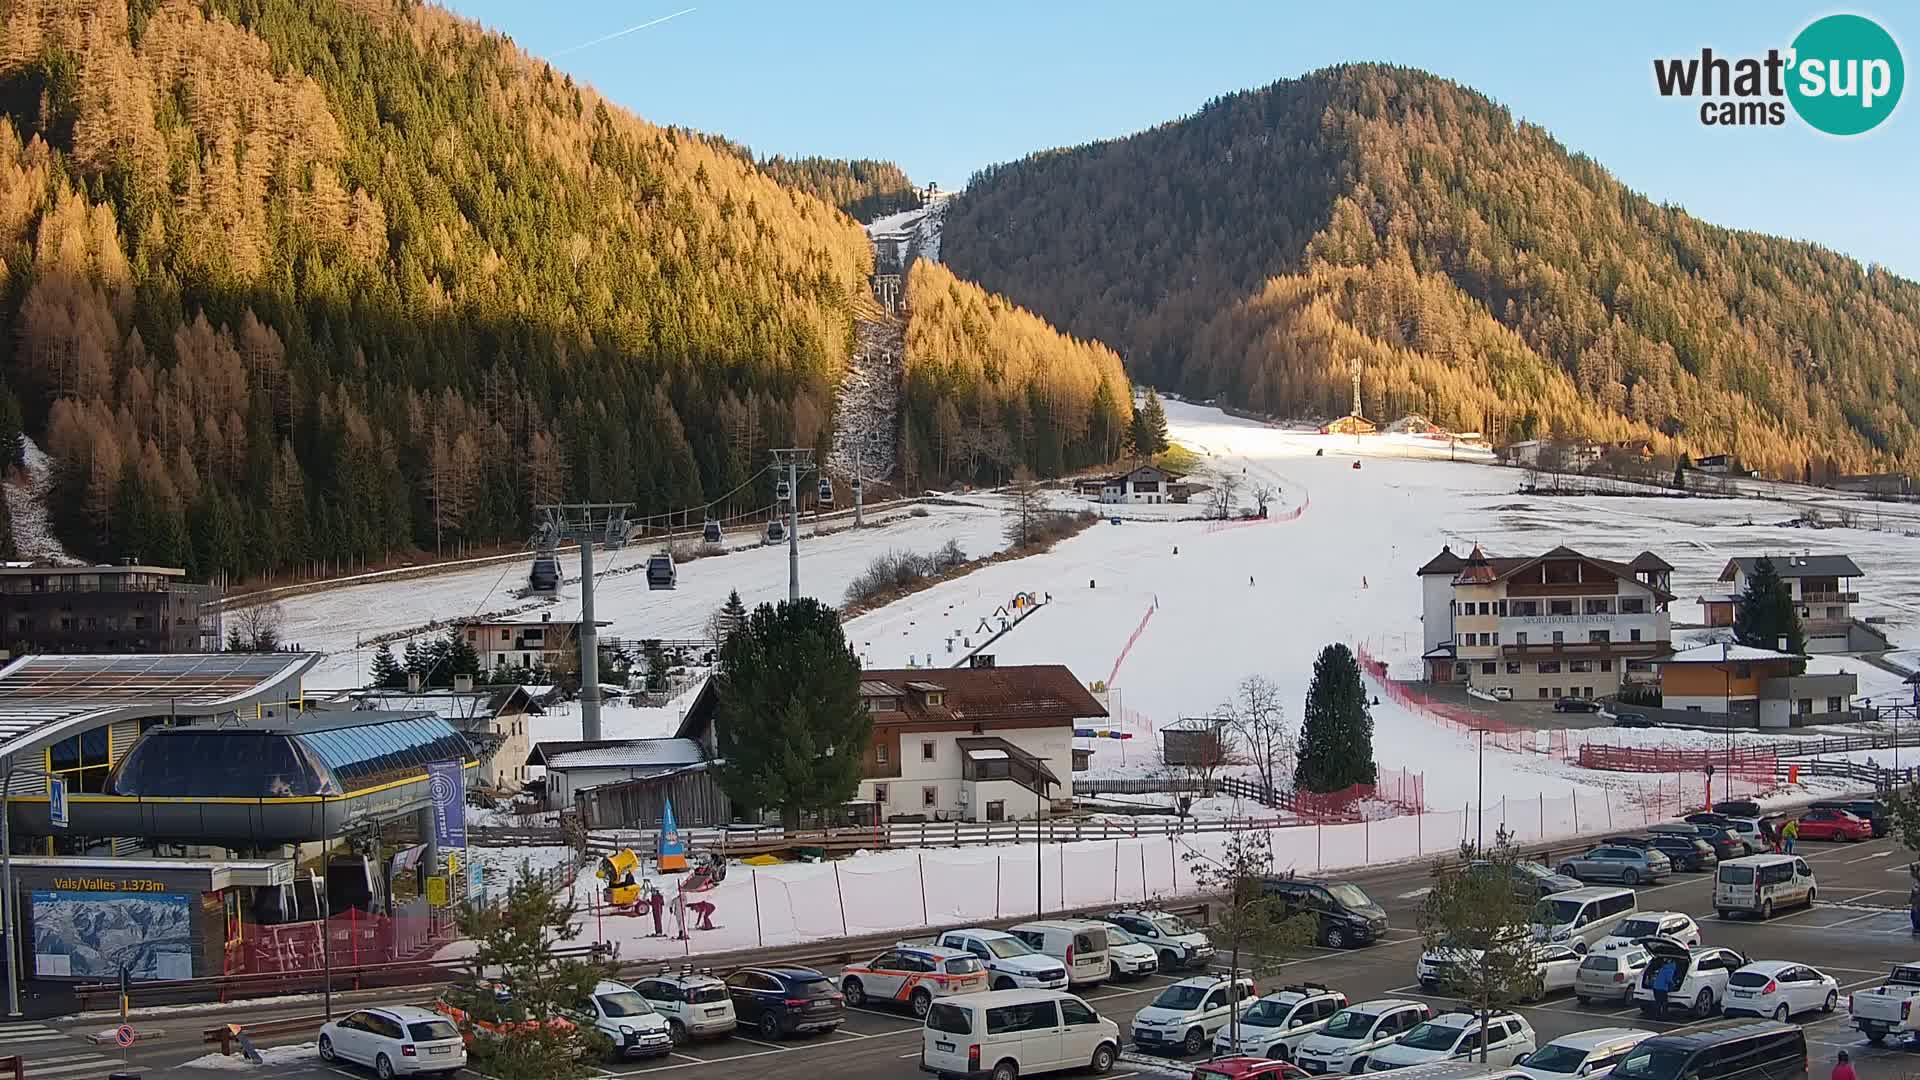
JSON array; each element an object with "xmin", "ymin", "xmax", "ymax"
[
  {"xmin": 0, "ymin": 0, "xmax": 1108, "ymax": 585},
  {"xmin": 901, "ymin": 261, "xmax": 1131, "ymax": 484},
  {"xmin": 757, "ymin": 157, "xmax": 921, "ymax": 221},
  {"xmin": 944, "ymin": 64, "xmax": 1920, "ymax": 476}
]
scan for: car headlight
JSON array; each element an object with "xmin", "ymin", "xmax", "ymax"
[
  {"xmin": 620, "ymin": 1025, "xmax": 634, "ymax": 1035},
  {"xmin": 1182, "ymin": 943, "xmax": 1196, "ymax": 955},
  {"xmin": 1552, "ymin": 928, "xmax": 1570, "ymax": 941}
]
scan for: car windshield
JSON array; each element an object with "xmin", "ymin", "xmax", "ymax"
[
  {"xmin": 408, "ymin": 1020, "xmax": 460, "ymax": 1042},
  {"xmin": 1152, "ymin": 984, "xmax": 1211, "ymax": 1011},
  {"xmin": 1153, "ymin": 915, "xmax": 1197, "ymax": 936},
  {"xmin": 1719, "ymin": 865, "xmax": 1756, "ymax": 884},
  {"xmin": 1523, "ymin": 1045, "xmax": 1592, "ymax": 1074},
  {"xmin": 1534, "ymin": 898, "xmax": 1582, "ymax": 925},
  {"xmin": 1322, "ymin": 1010, "xmax": 1377, "ymax": 1038},
  {"xmin": 984, "ymin": 937, "xmax": 1035, "ymax": 959},
  {"xmin": 1243, "ymin": 998, "xmax": 1297, "ymax": 1025},
  {"xmin": 1611, "ymin": 1047, "xmax": 1692, "ymax": 1080},
  {"xmin": 1399, "ymin": 1022, "xmax": 1468, "ymax": 1051},
  {"xmin": 1612, "ymin": 917, "xmax": 1661, "ymax": 938},
  {"xmin": 1104, "ymin": 925, "xmax": 1138, "ymax": 946},
  {"xmin": 1326, "ymin": 884, "xmax": 1375, "ymax": 909},
  {"xmin": 687, "ymin": 984, "xmax": 728, "ymax": 1004},
  {"xmin": 596, "ymin": 990, "xmax": 653, "ymax": 1017}
]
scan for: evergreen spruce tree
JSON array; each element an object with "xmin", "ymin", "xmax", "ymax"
[
  {"xmin": 1129, "ymin": 390, "xmax": 1171, "ymax": 457},
  {"xmin": 1673, "ymin": 454, "xmax": 1689, "ymax": 490},
  {"xmin": 718, "ymin": 590, "xmax": 748, "ymax": 644},
  {"xmin": 440, "ymin": 627, "xmax": 482, "ymax": 687},
  {"xmin": 369, "ymin": 644, "xmax": 406, "ymax": 690},
  {"xmin": 1733, "ymin": 556, "xmax": 1806, "ymax": 671},
  {"xmin": 402, "ymin": 639, "xmax": 426, "ymax": 685},
  {"xmin": 1296, "ymin": 642, "xmax": 1377, "ymax": 792},
  {"xmin": 713, "ymin": 598, "xmax": 871, "ymax": 829}
]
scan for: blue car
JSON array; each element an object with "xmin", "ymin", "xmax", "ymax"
[{"xmin": 724, "ymin": 966, "xmax": 845, "ymax": 1039}]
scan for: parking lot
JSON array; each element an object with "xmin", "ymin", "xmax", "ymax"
[{"xmin": 149, "ymin": 833, "xmax": 1920, "ymax": 1080}]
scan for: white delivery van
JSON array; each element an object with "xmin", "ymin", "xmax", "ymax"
[
  {"xmin": 921, "ymin": 989, "xmax": 1120, "ymax": 1080},
  {"xmin": 1007, "ymin": 920, "xmax": 1112, "ymax": 987},
  {"xmin": 1530, "ymin": 887, "xmax": 1636, "ymax": 953},
  {"xmin": 1713, "ymin": 854, "xmax": 1815, "ymax": 919}
]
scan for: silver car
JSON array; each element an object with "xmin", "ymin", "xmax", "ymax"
[
  {"xmin": 1575, "ymin": 946, "xmax": 1651, "ymax": 1005},
  {"xmin": 1556, "ymin": 846, "xmax": 1670, "ymax": 885}
]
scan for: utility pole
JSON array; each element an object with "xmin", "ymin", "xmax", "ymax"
[
  {"xmin": 853, "ymin": 438, "xmax": 864, "ymax": 528},
  {"xmin": 536, "ymin": 503, "xmax": 634, "ymax": 741},
  {"xmin": 771, "ymin": 450, "xmax": 816, "ymax": 602}
]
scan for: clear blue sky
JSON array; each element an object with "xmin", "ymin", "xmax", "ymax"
[{"xmin": 445, "ymin": 1, "xmax": 1916, "ymax": 278}]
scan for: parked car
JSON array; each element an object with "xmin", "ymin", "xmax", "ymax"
[
  {"xmin": 1554, "ymin": 697, "xmax": 1603, "ymax": 713},
  {"xmin": 1791, "ymin": 807, "xmax": 1872, "ymax": 842},
  {"xmin": 1005, "ymin": 919, "xmax": 1112, "ymax": 987},
  {"xmin": 1490, "ymin": 688, "xmax": 1514, "ymax": 702},
  {"xmin": 566, "ymin": 980, "xmax": 674, "ymax": 1059},
  {"xmin": 1466, "ymin": 859, "xmax": 1582, "ymax": 900},
  {"xmin": 1363, "ymin": 1010, "xmax": 1536, "ymax": 1071},
  {"xmin": 1848, "ymin": 963, "xmax": 1920, "ymax": 1045},
  {"xmin": 721, "ymin": 967, "xmax": 844, "ymax": 1040},
  {"xmin": 1102, "ymin": 909, "xmax": 1216, "ymax": 971},
  {"xmin": 840, "ymin": 944, "xmax": 988, "ymax": 1019},
  {"xmin": 1635, "ymin": 938, "xmax": 1746, "ymax": 1018},
  {"xmin": 922, "ymin": 989, "xmax": 1121, "ymax": 1080},
  {"xmin": 1716, "ymin": 816, "xmax": 1770, "ymax": 852},
  {"xmin": 1714, "ymin": 854, "xmax": 1816, "ymax": 919},
  {"xmin": 1513, "ymin": 1028, "xmax": 1655, "ymax": 1080},
  {"xmin": 1644, "ymin": 834, "xmax": 1718, "ymax": 872},
  {"xmin": 1131, "ymin": 974, "xmax": 1258, "ymax": 1056},
  {"xmin": 1608, "ymin": 1022, "xmax": 1805, "ymax": 1080},
  {"xmin": 937, "ymin": 928, "xmax": 1071, "ymax": 991},
  {"xmin": 1722, "ymin": 961, "xmax": 1839, "ymax": 1020},
  {"xmin": 1599, "ymin": 912, "xmax": 1701, "ymax": 952},
  {"xmin": 1094, "ymin": 922, "xmax": 1160, "ymax": 980},
  {"xmin": 1532, "ymin": 887, "xmax": 1638, "ymax": 952},
  {"xmin": 633, "ymin": 970, "xmax": 739, "ymax": 1043},
  {"xmin": 1418, "ymin": 943, "xmax": 1578, "ymax": 1001},
  {"xmin": 1576, "ymin": 946, "xmax": 1653, "ymax": 1006},
  {"xmin": 1194, "ymin": 1059, "xmax": 1310, "ymax": 1080},
  {"xmin": 1557, "ymin": 846, "xmax": 1671, "ymax": 886},
  {"xmin": 1212, "ymin": 983, "xmax": 1350, "ymax": 1061},
  {"xmin": 1668, "ymin": 820, "xmax": 1748, "ymax": 859},
  {"xmin": 1293, "ymin": 999, "xmax": 1433, "ymax": 1075},
  {"xmin": 319, "ymin": 1005, "xmax": 467, "ymax": 1077},
  {"xmin": 1611, "ymin": 712, "xmax": 1654, "ymax": 729},
  {"xmin": 1712, "ymin": 800, "xmax": 1763, "ymax": 819},
  {"xmin": 1261, "ymin": 876, "xmax": 1391, "ymax": 949},
  {"xmin": 1811, "ymin": 798, "xmax": 1889, "ymax": 838}
]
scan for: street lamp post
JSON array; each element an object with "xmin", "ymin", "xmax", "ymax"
[{"xmin": 1476, "ymin": 728, "xmax": 1486, "ymax": 852}]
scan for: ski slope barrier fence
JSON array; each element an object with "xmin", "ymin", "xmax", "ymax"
[
  {"xmin": 1105, "ymin": 596, "xmax": 1159, "ymax": 686},
  {"xmin": 542, "ymin": 781, "xmax": 1774, "ymax": 965}
]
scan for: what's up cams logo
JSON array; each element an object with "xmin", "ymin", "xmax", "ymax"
[{"xmin": 1654, "ymin": 13, "xmax": 1904, "ymax": 134}]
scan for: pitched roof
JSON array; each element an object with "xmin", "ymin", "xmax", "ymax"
[
  {"xmin": 1629, "ymin": 551, "xmax": 1675, "ymax": 572},
  {"xmin": 1416, "ymin": 546, "xmax": 1467, "ymax": 576},
  {"xmin": 1721, "ymin": 555, "xmax": 1864, "ymax": 581},
  {"xmin": 1453, "ymin": 545, "xmax": 1676, "ymax": 601},
  {"xmin": 1663, "ymin": 643, "xmax": 1805, "ymax": 664},
  {"xmin": 527, "ymin": 737, "xmax": 706, "ymax": 771},
  {"xmin": 857, "ymin": 664, "xmax": 1106, "ymax": 726}
]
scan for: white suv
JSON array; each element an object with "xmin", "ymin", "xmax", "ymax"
[
  {"xmin": 1633, "ymin": 939, "xmax": 1746, "ymax": 1018},
  {"xmin": 1598, "ymin": 912, "xmax": 1701, "ymax": 952},
  {"xmin": 1293, "ymin": 998, "xmax": 1431, "ymax": 1075},
  {"xmin": 319, "ymin": 1005, "xmax": 466, "ymax": 1076},
  {"xmin": 633, "ymin": 969, "xmax": 739, "ymax": 1042},
  {"xmin": 1364, "ymin": 1010, "xmax": 1536, "ymax": 1071},
  {"xmin": 1213, "ymin": 983, "xmax": 1350, "ymax": 1061},
  {"xmin": 1102, "ymin": 909, "xmax": 1215, "ymax": 971},
  {"xmin": 1129, "ymin": 973, "xmax": 1256, "ymax": 1056},
  {"xmin": 937, "ymin": 928, "xmax": 1070, "ymax": 990}
]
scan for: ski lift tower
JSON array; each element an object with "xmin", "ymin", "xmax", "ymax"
[
  {"xmin": 536, "ymin": 502, "xmax": 635, "ymax": 741},
  {"xmin": 770, "ymin": 449, "xmax": 816, "ymax": 602}
]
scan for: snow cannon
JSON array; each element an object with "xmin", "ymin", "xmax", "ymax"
[{"xmin": 597, "ymin": 848, "xmax": 643, "ymax": 908}]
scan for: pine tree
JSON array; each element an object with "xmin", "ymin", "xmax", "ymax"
[
  {"xmin": 1296, "ymin": 643, "xmax": 1377, "ymax": 793},
  {"xmin": 369, "ymin": 644, "xmax": 406, "ymax": 690},
  {"xmin": 1130, "ymin": 390, "xmax": 1171, "ymax": 458},
  {"xmin": 713, "ymin": 598, "xmax": 872, "ymax": 829},
  {"xmin": 440, "ymin": 627, "xmax": 482, "ymax": 687},
  {"xmin": 716, "ymin": 590, "xmax": 748, "ymax": 644},
  {"xmin": 454, "ymin": 866, "xmax": 613, "ymax": 1077},
  {"xmin": 1674, "ymin": 454, "xmax": 1689, "ymax": 490},
  {"xmin": 402, "ymin": 639, "xmax": 426, "ymax": 684},
  {"xmin": 1733, "ymin": 556, "xmax": 1807, "ymax": 670}
]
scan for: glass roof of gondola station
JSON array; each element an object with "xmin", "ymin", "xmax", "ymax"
[{"xmin": 108, "ymin": 711, "xmax": 476, "ymax": 799}]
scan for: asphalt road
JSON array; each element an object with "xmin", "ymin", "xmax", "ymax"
[{"xmin": 34, "ymin": 834, "xmax": 1920, "ymax": 1080}]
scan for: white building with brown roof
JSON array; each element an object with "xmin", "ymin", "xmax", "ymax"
[{"xmin": 1418, "ymin": 544, "xmax": 1674, "ymax": 699}]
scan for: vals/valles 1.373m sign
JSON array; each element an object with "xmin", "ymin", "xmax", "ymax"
[{"xmin": 1654, "ymin": 13, "xmax": 1904, "ymax": 134}]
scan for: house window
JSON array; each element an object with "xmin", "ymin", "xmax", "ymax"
[
  {"xmin": 1538, "ymin": 661, "xmax": 1562, "ymax": 674},
  {"xmin": 1550, "ymin": 600, "xmax": 1574, "ymax": 615},
  {"xmin": 1506, "ymin": 662, "xmax": 1521, "ymax": 674},
  {"xmin": 1458, "ymin": 634, "xmax": 1467, "ymax": 647},
  {"xmin": 1482, "ymin": 662, "xmax": 1496, "ymax": 675},
  {"xmin": 876, "ymin": 744, "xmax": 890, "ymax": 766},
  {"xmin": 1515, "ymin": 632, "xmax": 1529, "ymax": 646},
  {"xmin": 467, "ymin": 629, "xmax": 477, "ymax": 641},
  {"xmin": 922, "ymin": 786, "xmax": 938, "ymax": 808},
  {"xmin": 1552, "ymin": 631, "xmax": 1565, "ymax": 644},
  {"xmin": 1479, "ymin": 602, "xmax": 1491, "ymax": 615},
  {"xmin": 1797, "ymin": 698, "xmax": 1814, "ymax": 715},
  {"xmin": 1491, "ymin": 633, "xmax": 1500, "ymax": 646},
  {"xmin": 1620, "ymin": 598, "xmax": 1646, "ymax": 614},
  {"xmin": 501, "ymin": 629, "xmax": 510, "ymax": 641},
  {"xmin": 926, "ymin": 692, "xmax": 944, "ymax": 706},
  {"xmin": 1455, "ymin": 662, "xmax": 1468, "ymax": 677},
  {"xmin": 1687, "ymin": 705, "xmax": 1702, "ymax": 712},
  {"xmin": 1477, "ymin": 633, "xmax": 1490, "ymax": 646},
  {"xmin": 874, "ymin": 783, "xmax": 889, "ymax": 804},
  {"xmin": 1538, "ymin": 688, "xmax": 1551, "ymax": 700},
  {"xmin": 1514, "ymin": 601, "xmax": 1539, "ymax": 616},
  {"xmin": 1601, "ymin": 658, "xmax": 1613, "ymax": 672},
  {"xmin": 1589, "ymin": 629, "xmax": 1611, "ymax": 643},
  {"xmin": 1629, "ymin": 629, "xmax": 1642, "ymax": 643},
  {"xmin": 1827, "ymin": 696, "xmax": 1843, "ymax": 713},
  {"xmin": 1569, "ymin": 660, "xmax": 1593, "ymax": 673},
  {"xmin": 1495, "ymin": 601, "xmax": 1508, "ymax": 616},
  {"xmin": 921, "ymin": 741, "xmax": 936, "ymax": 762}
]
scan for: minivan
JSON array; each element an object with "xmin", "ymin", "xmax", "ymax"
[
  {"xmin": 922, "ymin": 989, "xmax": 1121, "ymax": 1080},
  {"xmin": 1261, "ymin": 876, "xmax": 1391, "ymax": 949},
  {"xmin": 1515, "ymin": 1027, "xmax": 1655, "ymax": 1080},
  {"xmin": 1531, "ymin": 888, "xmax": 1636, "ymax": 952},
  {"xmin": 1605, "ymin": 1020, "xmax": 1805, "ymax": 1080},
  {"xmin": 1713, "ymin": 854, "xmax": 1815, "ymax": 919},
  {"xmin": 1007, "ymin": 919, "xmax": 1112, "ymax": 987}
]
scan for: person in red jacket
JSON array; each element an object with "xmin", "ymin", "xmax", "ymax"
[{"xmin": 1832, "ymin": 1050, "xmax": 1855, "ymax": 1080}]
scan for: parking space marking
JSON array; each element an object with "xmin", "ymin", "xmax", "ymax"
[
  {"xmin": 728, "ymin": 1037, "xmax": 787, "ymax": 1051},
  {"xmin": 1845, "ymin": 851, "xmax": 1895, "ymax": 864},
  {"xmin": 830, "ymin": 1028, "xmax": 873, "ymax": 1039},
  {"xmin": 1824, "ymin": 908, "xmax": 1899, "ymax": 930},
  {"xmin": 671, "ymin": 1053, "xmax": 710, "ymax": 1064}
]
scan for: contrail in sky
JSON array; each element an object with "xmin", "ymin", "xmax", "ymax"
[{"xmin": 555, "ymin": 7, "xmax": 697, "ymax": 56}]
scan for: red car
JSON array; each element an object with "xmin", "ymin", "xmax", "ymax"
[
  {"xmin": 1793, "ymin": 807, "xmax": 1872, "ymax": 842},
  {"xmin": 1194, "ymin": 1059, "xmax": 1308, "ymax": 1080}
]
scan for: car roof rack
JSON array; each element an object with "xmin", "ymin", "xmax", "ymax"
[{"xmin": 1281, "ymin": 981, "xmax": 1331, "ymax": 994}]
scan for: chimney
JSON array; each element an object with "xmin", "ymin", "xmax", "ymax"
[
  {"xmin": 407, "ymin": 672, "xmax": 422, "ymax": 693},
  {"xmin": 122, "ymin": 556, "xmax": 137, "ymax": 566},
  {"xmin": 454, "ymin": 673, "xmax": 473, "ymax": 693},
  {"xmin": 542, "ymin": 612, "xmax": 551, "ymax": 623}
]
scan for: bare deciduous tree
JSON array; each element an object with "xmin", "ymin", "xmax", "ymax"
[
  {"xmin": 1221, "ymin": 675, "xmax": 1295, "ymax": 801},
  {"xmin": 1249, "ymin": 481, "xmax": 1277, "ymax": 516},
  {"xmin": 229, "ymin": 601, "xmax": 285, "ymax": 652},
  {"xmin": 1205, "ymin": 466, "xmax": 1243, "ymax": 520}
]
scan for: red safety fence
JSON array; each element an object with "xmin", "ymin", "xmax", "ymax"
[
  {"xmin": 1577, "ymin": 744, "xmax": 1779, "ymax": 779},
  {"xmin": 240, "ymin": 903, "xmax": 434, "ymax": 977},
  {"xmin": 1356, "ymin": 640, "xmax": 1529, "ymax": 737}
]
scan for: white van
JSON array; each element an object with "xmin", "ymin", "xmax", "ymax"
[
  {"xmin": 1714, "ymin": 853, "xmax": 1816, "ymax": 918},
  {"xmin": 1530, "ymin": 887, "xmax": 1636, "ymax": 953},
  {"xmin": 1007, "ymin": 920, "xmax": 1111, "ymax": 987},
  {"xmin": 921, "ymin": 989, "xmax": 1120, "ymax": 1080}
]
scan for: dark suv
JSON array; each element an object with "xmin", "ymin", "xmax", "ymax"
[
  {"xmin": 1811, "ymin": 798, "xmax": 1888, "ymax": 838},
  {"xmin": 1260, "ymin": 876, "xmax": 1388, "ymax": 949},
  {"xmin": 723, "ymin": 966, "xmax": 844, "ymax": 1039},
  {"xmin": 1554, "ymin": 697, "xmax": 1604, "ymax": 713}
]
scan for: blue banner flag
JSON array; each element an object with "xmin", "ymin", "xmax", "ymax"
[{"xmin": 427, "ymin": 759, "xmax": 466, "ymax": 850}]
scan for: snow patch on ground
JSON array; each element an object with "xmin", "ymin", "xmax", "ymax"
[
  {"xmin": 3, "ymin": 436, "xmax": 82, "ymax": 564},
  {"xmin": 180, "ymin": 1042, "xmax": 320, "ymax": 1070}
]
